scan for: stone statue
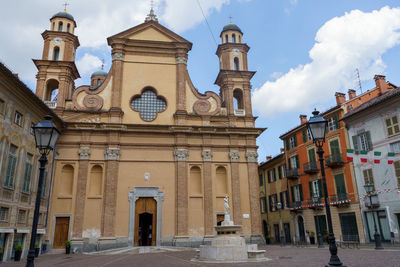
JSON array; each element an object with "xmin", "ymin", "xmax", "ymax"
[{"xmin": 224, "ymin": 195, "xmax": 230, "ymax": 214}]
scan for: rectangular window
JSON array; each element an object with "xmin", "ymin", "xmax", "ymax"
[
  {"xmin": 329, "ymin": 139, "xmax": 341, "ymax": 156},
  {"xmin": 0, "ymin": 207, "xmax": 9, "ymax": 222},
  {"xmin": 271, "ymin": 169, "xmax": 276, "ymax": 182},
  {"xmin": 14, "ymin": 111, "xmax": 23, "ymax": 126},
  {"xmin": 394, "ymin": 161, "xmax": 400, "ymax": 188},
  {"xmin": 293, "ymin": 184, "xmax": 303, "ymax": 201},
  {"xmin": 386, "ymin": 115, "xmax": 400, "ymax": 137},
  {"xmin": 260, "ymin": 197, "xmax": 267, "ymax": 213},
  {"xmin": 334, "ymin": 173, "xmax": 347, "ymax": 200},
  {"xmin": 328, "ymin": 117, "xmax": 337, "ymax": 132},
  {"xmin": 271, "ymin": 194, "xmax": 278, "ymax": 211},
  {"xmin": 22, "ymin": 154, "xmax": 33, "ymax": 193},
  {"xmin": 289, "ymin": 155, "xmax": 299, "ymax": 169},
  {"xmin": 311, "ymin": 179, "xmax": 322, "ymax": 198},
  {"xmin": 390, "ymin": 141, "xmax": 400, "ymax": 154},
  {"xmin": 289, "ymin": 135, "xmax": 297, "ymax": 149},
  {"xmin": 17, "ymin": 210, "xmax": 26, "ymax": 224},
  {"xmin": 352, "ymin": 131, "xmax": 372, "ymax": 152},
  {"xmin": 363, "ymin": 169, "xmax": 375, "ymax": 191},
  {"xmin": 4, "ymin": 145, "xmax": 18, "ymax": 188},
  {"xmin": 307, "ymin": 128, "xmax": 312, "ymax": 141}
]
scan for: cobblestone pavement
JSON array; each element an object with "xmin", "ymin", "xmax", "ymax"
[{"xmin": 3, "ymin": 245, "xmax": 400, "ymax": 267}]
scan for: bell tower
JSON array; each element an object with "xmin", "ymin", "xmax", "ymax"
[
  {"xmin": 34, "ymin": 9, "xmax": 80, "ymax": 111},
  {"xmin": 215, "ymin": 22, "xmax": 255, "ymax": 117}
]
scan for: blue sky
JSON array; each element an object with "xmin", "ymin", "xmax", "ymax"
[{"xmin": 1, "ymin": 0, "xmax": 400, "ymax": 162}]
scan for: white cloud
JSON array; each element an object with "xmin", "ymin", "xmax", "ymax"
[
  {"xmin": 252, "ymin": 6, "xmax": 400, "ymax": 118},
  {"xmin": 270, "ymin": 72, "xmax": 283, "ymax": 80},
  {"xmin": 76, "ymin": 53, "xmax": 102, "ymax": 75}
]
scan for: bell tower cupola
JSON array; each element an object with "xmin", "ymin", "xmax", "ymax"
[
  {"xmin": 34, "ymin": 8, "xmax": 80, "ymax": 111},
  {"xmin": 215, "ymin": 21, "xmax": 254, "ymax": 117}
]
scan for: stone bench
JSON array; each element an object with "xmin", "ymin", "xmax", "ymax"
[{"xmin": 247, "ymin": 249, "xmax": 266, "ymax": 259}]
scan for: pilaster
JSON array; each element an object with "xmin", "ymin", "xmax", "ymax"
[
  {"xmin": 246, "ymin": 150, "xmax": 262, "ymax": 235},
  {"xmin": 202, "ymin": 149, "xmax": 214, "ymax": 235},
  {"xmin": 174, "ymin": 148, "xmax": 188, "ymax": 236},
  {"xmin": 229, "ymin": 149, "xmax": 242, "ymax": 226}
]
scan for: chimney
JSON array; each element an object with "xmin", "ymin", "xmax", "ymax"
[
  {"xmin": 299, "ymin": 114, "xmax": 307, "ymax": 124},
  {"xmin": 266, "ymin": 156, "xmax": 272, "ymax": 161},
  {"xmin": 374, "ymin": 75, "xmax": 389, "ymax": 94},
  {"xmin": 280, "ymin": 148, "xmax": 284, "ymax": 154},
  {"xmin": 348, "ymin": 89, "xmax": 356, "ymax": 100},
  {"xmin": 335, "ymin": 92, "xmax": 346, "ymax": 105}
]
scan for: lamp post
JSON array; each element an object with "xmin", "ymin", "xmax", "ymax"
[
  {"xmin": 313, "ymin": 193, "xmax": 324, "ymax": 248},
  {"xmin": 26, "ymin": 115, "xmax": 60, "ymax": 267},
  {"xmin": 276, "ymin": 202, "xmax": 285, "ymax": 246},
  {"xmin": 307, "ymin": 109, "xmax": 345, "ymax": 267},
  {"xmin": 364, "ymin": 182, "xmax": 383, "ymax": 250}
]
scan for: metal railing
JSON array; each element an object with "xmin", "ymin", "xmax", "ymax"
[
  {"xmin": 44, "ymin": 101, "xmax": 57, "ymax": 109},
  {"xmin": 329, "ymin": 193, "xmax": 351, "ymax": 206},
  {"xmin": 325, "ymin": 153, "xmax": 344, "ymax": 167},
  {"xmin": 307, "ymin": 197, "xmax": 324, "ymax": 209},
  {"xmin": 303, "ymin": 161, "xmax": 319, "ymax": 174},
  {"xmin": 286, "ymin": 168, "xmax": 299, "ymax": 179},
  {"xmin": 289, "ymin": 201, "xmax": 303, "ymax": 210}
]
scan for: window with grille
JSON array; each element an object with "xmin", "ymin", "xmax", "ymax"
[
  {"xmin": 289, "ymin": 136, "xmax": 296, "ymax": 149},
  {"xmin": 0, "ymin": 207, "xmax": 9, "ymax": 222},
  {"xmin": 363, "ymin": 169, "xmax": 375, "ymax": 192},
  {"xmin": 130, "ymin": 89, "xmax": 166, "ymax": 121},
  {"xmin": 352, "ymin": 131, "xmax": 372, "ymax": 152},
  {"xmin": 14, "ymin": 111, "xmax": 23, "ymax": 126},
  {"xmin": 394, "ymin": 161, "xmax": 400, "ymax": 188},
  {"xmin": 18, "ymin": 210, "xmax": 26, "ymax": 224},
  {"xmin": 386, "ymin": 115, "xmax": 400, "ymax": 137},
  {"xmin": 328, "ymin": 117, "xmax": 336, "ymax": 132},
  {"xmin": 22, "ymin": 154, "xmax": 33, "ymax": 193},
  {"xmin": 4, "ymin": 145, "xmax": 17, "ymax": 188},
  {"xmin": 391, "ymin": 141, "xmax": 400, "ymax": 154}
]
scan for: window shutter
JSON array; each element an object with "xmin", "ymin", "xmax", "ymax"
[
  {"xmin": 259, "ymin": 174, "xmax": 263, "ymax": 186},
  {"xmin": 286, "ymin": 138, "xmax": 290, "ymax": 150},
  {"xmin": 267, "ymin": 170, "xmax": 271, "ymax": 183},
  {"xmin": 309, "ymin": 181, "xmax": 313, "ymax": 197},
  {"xmin": 299, "ymin": 184, "xmax": 303, "ymax": 201},
  {"xmin": 278, "ymin": 165, "xmax": 282, "ymax": 179},
  {"xmin": 318, "ymin": 179, "xmax": 323, "ymax": 197},
  {"xmin": 302, "ymin": 129, "xmax": 307, "ymax": 143},
  {"xmin": 352, "ymin": 135, "xmax": 360, "ymax": 153},
  {"xmin": 366, "ymin": 131, "xmax": 373, "ymax": 151},
  {"xmin": 334, "ymin": 113, "xmax": 339, "ymax": 129},
  {"xmin": 295, "ymin": 155, "xmax": 299, "ymax": 169},
  {"xmin": 285, "ymin": 191, "xmax": 289, "ymax": 207},
  {"xmin": 291, "ymin": 186, "xmax": 295, "ymax": 202},
  {"xmin": 274, "ymin": 168, "xmax": 277, "ymax": 181},
  {"xmin": 268, "ymin": 195, "xmax": 272, "ymax": 212},
  {"xmin": 294, "ymin": 135, "xmax": 297, "ymax": 147},
  {"xmin": 288, "ymin": 159, "xmax": 292, "ymax": 170},
  {"xmin": 279, "ymin": 192, "xmax": 282, "ymax": 204}
]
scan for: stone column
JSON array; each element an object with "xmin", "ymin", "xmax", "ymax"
[
  {"xmin": 56, "ymin": 77, "xmax": 69, "ymax": 109},
  {"xmin": 174, "ymin": 148, "xmax": 188, "ymax": 237},
  {"xmin": 72, "ymin": 147, "xmax": 91, "ymax": 238},
  {"xmin": 35, "ymin": 72, "xmax": 46, "ymax": 100},
  {"xmin": 229, "ymin": 149, "xmax": 242, "ymax": 226},
  {"xmin": 246, "ymin": 150, "xmax": 262, "ymax": 236},
  {"xmin": 202, "ymin": 149, "xmax": 214, "ymax": 235},
  {"xmin": 111, "ymin": 52, "xmax": 124, "ymax": 109},
  {"xmin": 102, "ymin": 147, "xmax": 120, "ymax": 237},
  {"xmin": 175, "ymin": 54, "xmax": 187, "ymax": 112},
  {"xmin": 243, "ymin": 83, "xmax": 253, "ymax": 117}
]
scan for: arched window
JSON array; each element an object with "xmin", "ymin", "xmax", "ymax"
[
  {"xmin": 216, "ymin": 166, "xmax": 228, "ymax": 195},
  {"xmin": 225, "ymin": 34, "xmax": 228, "ymax": 43},
  {"xmin": 233, "ymin": 88, "xmax": 244, "ymax": 110},
  {"xmin": 45, "ymin": 79, "xmax": 59, "ymax": 101},
  {"xmin": 89, "ymin": 165, "xmax": 103, "ymax": 196},
  {"xmin": 60, "ymin": 165, "xmax": 74, "ymax": 195},
  {"xmin": 67, "ymin": 23, "xmax": 70, "ymax": 33},
  {"xmin": 234, "ymin": 57, "xmax": 239, "ymax": 71},
  {"xmin": 58, "ymin": 22, "xmax": 63, "ymax": 32},
  {"xmin": 232, "ymin": 34, "xmax": 236, "ymax": 43},
  {"xmin": 53, "ymin": 46, "xmax": 60, "ymax": 61},
  {"xmin": 189, "ymin": 166, "xmax": 202, "ymax": 195},
  {"xmin": 97, "ymin": 79, "xmax": 101, "ymax": 86}
]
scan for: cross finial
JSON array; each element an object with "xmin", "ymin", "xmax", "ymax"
[
  {"xmin": 229, "ymin": 16, "xmax": 233, "ymax": 24},
  {"xmin": 63, "ymin": 2, "xmax": 69, "ymax": 12},
  {"xmin": 145, "ymin": 0, "xmax": 158, "ymax": 22}
]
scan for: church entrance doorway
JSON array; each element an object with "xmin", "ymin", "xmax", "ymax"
[{"xmin": 134, "ymin": 198, "xmax": 157, "ymax": 246}]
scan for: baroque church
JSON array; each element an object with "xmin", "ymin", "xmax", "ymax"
[{"xmin": 34, "ymin": 8, "xmax": 265, "ymax": 250}]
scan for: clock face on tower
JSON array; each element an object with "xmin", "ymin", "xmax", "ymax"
[
  {"xmin": 232, "ymin": 48, "xmax": 240, "ymax": 56},
  {"xmin": 53, "ymin": 37, "xmax": 62, "ymax": 45}
]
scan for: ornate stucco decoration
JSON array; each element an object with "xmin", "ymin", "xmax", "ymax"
[
  {"xmin": 229, "ymin": 150, "xmax": 240, "ymax": 162},
  {"xmin": 105, "ymin": 147, "xmax": 120, "ymax": 160},
  {"xmin": 112, "ymin": 52, "xmax": 124, "ymax": 61},
  {"xmin": 174, "ymin": 148, "xmax": 189, "ymax": 161},
  {"xmin": 82, "ymin": 95, "xmax": 104, "ymax": 111},
  {"xmin": 202, "ymin": 149, "xmax": 213, "ymax": 162},
  {"xmin": 176, "ymin": 56, "xmax": 187, "ymax": 65},
  {"xmin": 78, "ymin": 146, "xmax": 91, "ymax": 160},
  {"xmin": 246, "ymin": 150, "xmax": 258, "ymax": 163}
]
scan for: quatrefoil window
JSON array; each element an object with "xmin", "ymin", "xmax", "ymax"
[{"xmin": 130, "ymin": 89, "xmax": 167, "ymax": 121}]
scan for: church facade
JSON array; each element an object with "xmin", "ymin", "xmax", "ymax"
[{"xmin": 34, "ymin": 9, "xmax": 265, "ymax": 250}]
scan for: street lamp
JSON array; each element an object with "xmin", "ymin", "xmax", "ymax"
[
  {"xmin": 364, "ymin": 182, "xmax": 383, "ymax": 250},
  {"xmin": 26, "ymin": 115, "xmax": 60, "ymax": 267},
  {"xmin": 276, "ymin": 202, "xmax": 285, "ymax": 246},
  {"xmin": 313, "ymin": 193, "xmax": 324, "ymax": 248},
  {"xmin": 307, "ymin": 109, "xmax": 346, "ymax": 267}
]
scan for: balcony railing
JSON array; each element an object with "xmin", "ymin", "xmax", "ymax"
[
  {"xmin": 306, "ymin": 197, "xmax": 324, "ymax": 209},
  {"xmin": 234, "ymin": 109, "xmax": 245, "ymax": 116},
  {"xmin": 325, "ymin": 153, "xmax": 344, "ymax": 168},
  {"xmin": 364, "ymin": 194, "xmax": 380, "ymax": 208},
  {"xmin": 289, "ymin": 201, "xmax": 303, "ymax": 211},
  {"xmin": 44, "ymin": 101, "xmax": 57, "ymax": 109},
  {"xmin": 286, "ymin": 168, "xmax": 299, "ymax": 179},
  {"xmin": 329, "ymin": 193, "xmax": 351, "ymax": 207},
  {"xmin": 303, "ymin": 161, "xmax": 319, "ymax": 174}
]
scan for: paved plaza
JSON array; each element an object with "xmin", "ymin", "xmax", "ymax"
[{"xmin": 2, "ymin": 245, "xmax": 399, "ymax": 267}]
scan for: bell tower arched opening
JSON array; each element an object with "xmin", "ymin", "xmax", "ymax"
[
  {"xmin": 233, "ymin": 88, "xmax": 244, "ymax": 112},
  {"xmin": 45, "ymin": 79, "xmax": 59, "ymax": 102}
]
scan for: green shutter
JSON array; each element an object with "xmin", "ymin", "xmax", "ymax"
[
  {"xmin": 291, "ymin": 186, "xmax": 295, "ymax": 202},
  {"xmin": 352, "ymin": 135, "xmax": 360, "ymax": 153},
  {"xmin": 308, "ymin": 148, "xmax": 316, "ymax": 163},
  {"xmin": 278, "ymin": 165, "xmax": 282, "ymax": 179},
  {"xmin": 259, "ymin": 174, "xmax": 263, "ymax": 186},
  {"xmin": 288, "ymin": 159, "xmax": 291, "ymax": 170},
  {"xmin": 5, "ymin": 155, "xmax": 16, "ymax": 188},
  {"xmin": 302, "ymin": 129, "xmax": 307, "ymax": 143},
  {"xmin": 286, "ymin": 138, "xmax": 290, "ymax": 150},
  {"xmin": 329, "ymin": 139, "xmax": 340, "ymax": 156},
  {"xmin": 334, "ymin": 113, "xmax": 339, "ymax": 129},
  {"xmin": 274, "ymin": 168, "xmax": 277, "ymax": 180},
  {"xmin": 268, "ymin": 195, "xmax": 272, "ymax": 212},
  {"xmin": 366, "ymin": 131, "xmax": 373, "ymax": 151},
  {"xmin": 279, "ymin": 192, "xmax": 282, "ymax": 204},
  {"xmin": 309, "ymin": 181, "xmax": 313, "ymax": 198},
  {"xmin": 318, "ymin": 179, "xmax": 323, "ymax": 197},
  {"xmin": 295, "ymin": 155, "xmax": 299, "ymax": 169},
  {"xmin": 267, "ymin": 170, "xmax": 271, "ymax": 183},
  {"xmin": 334, "ymin": 174, "xmax": 346, "ymax": 200},
  {"xmin": 285, "ymin": 191, "xmax": 289, "ymax": 207},
  {"xmin": 23, "ymin": 163, "xmax": 32, "ymax": 193},
  {"xmin": 293, "ymin": 135, "xmax": 297, "ymax": 147}
]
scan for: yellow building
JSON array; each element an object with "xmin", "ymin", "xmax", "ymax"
[
  {"xmin": 33, "ymin": 9, "xmax": 265, "ymax": 251},
  {"xmin": 0, "ymin": 62, "xmax": 63, "ymax": 261},
  {"xmin": 259, "ymin": 153, "xmax": 293, "ymax": 244}
]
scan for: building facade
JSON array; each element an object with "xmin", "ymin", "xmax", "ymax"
[
  {"xmin": 34, "ymin": 10, "xmax": 264, "ymax": 251},
  {"xmin": 0, "ymin": 62, "xmax": 63, "ymax": 261},
  {"xmin": 258, "ymin": 153, "xmax": 292, "ymax": 244},
  {"xmin": 342, "ymin": 79, "xmax": 400, "ymax": 243}
]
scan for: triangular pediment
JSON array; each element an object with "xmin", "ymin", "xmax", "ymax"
[{"xmin": 108, "ymin": 21, "xmax": 191, "ymax": 44}]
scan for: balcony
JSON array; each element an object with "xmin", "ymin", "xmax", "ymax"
[
  {"xmin": 307, "ymin": 197, "xmax": 324, "ymax": 209},
  {"xmin": 44, "ymin": 101, "xmax": 57, "ymax": 109},
  {"xmin": 289, "ymin": 201, "xmax": 303, "ymax": 211},
  {"xmin": 286, "ymin": 168, "xmax": 299, "ymax": 179},
  {"xmin": 329, "ymin": 193, "xmax": 351, "ymax": 207},
  {"xmin": 364, "ymin": 194, "xmax": 380, "ymax": 209},
  {"xmin": 303, "ymin": 161, "xmax": 319, "ymax": 174},
  {"xmin": 325, "ymin": 153, "xmax": 344, "ymax": 168}
]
